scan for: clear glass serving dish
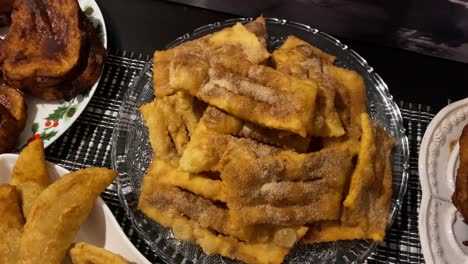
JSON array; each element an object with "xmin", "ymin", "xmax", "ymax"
[{"xmin": 111, "ymin": 17, "xmax": 409, "ymax": 264}]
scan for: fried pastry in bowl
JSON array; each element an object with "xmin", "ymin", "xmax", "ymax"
[{"xmin": 112, "ymin": 17, "xmax": 409, "ymax": 264}]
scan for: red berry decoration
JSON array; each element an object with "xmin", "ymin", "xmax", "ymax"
[
  {"xmin": 53, "ymin": 121, "xmax": 59, "ymax": 127},
  {"xmin": 34, "ymin": 133, "xmax": 41, "ymax": 139},
  {"xmin": 45, "ymin": 120, "xmax": 52, "ymax": 127}
]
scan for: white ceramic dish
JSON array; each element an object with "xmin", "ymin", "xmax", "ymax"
[
  {"xmin": 0, "ymin": 154, "xmax": 150, "ymax": 264},
  {"xmin": 0, "ymin": 0, "xmax": 107, "ymax": 150},
  {"xmin": 418, "ymin": 97, "xmax": 468, "ymax": 264}
]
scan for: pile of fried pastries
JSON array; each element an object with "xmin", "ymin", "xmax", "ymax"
[
  {"xmin": 138, "ymin": 17, "xmax": 395, "ymax": 264},
  {"xmin": 0, "ymin": 0, "xmax": 107, "ymax": 153},
  {"xmin": 0, "ymin": 139, "xmax": 128, "ymax": 264}
]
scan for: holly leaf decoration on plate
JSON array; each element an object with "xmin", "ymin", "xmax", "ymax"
[
  {"xmin": 41, "ymin": 131, "xmax": 58, "ymax": 141},
  {"xmin": 32, "ymin": 122, "xmax": 39, "ymax": 134},
  {"xmin": 46, "ymin": 105, "xmax": 69, "ymax": 121}
]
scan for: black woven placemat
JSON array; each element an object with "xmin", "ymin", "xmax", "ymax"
[{"xmin": 44, "ymin": 50, "xmax": 436, "ymax": 264}]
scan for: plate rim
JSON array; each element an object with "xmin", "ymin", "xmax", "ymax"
[
  {"xmin": 111, "ymin": 16, "xmax": 410, "ymax": 264},
  {"xmin": 418, "ymin": 97, "xmax": 468, "ymax": 264}
]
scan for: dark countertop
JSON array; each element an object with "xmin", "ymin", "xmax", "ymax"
[{"xmin": 97, "ymin": 0, "xmax": 468, "ymax": 111}]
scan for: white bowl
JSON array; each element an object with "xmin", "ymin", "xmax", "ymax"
[{"xmin": 0, "ymin": 154, "xmax": 150, "ymax": 264}]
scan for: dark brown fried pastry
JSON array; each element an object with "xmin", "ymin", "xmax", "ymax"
[
  {"xmin": 0, "ymin": 86, "xmax": 26, "ymax": 153},
  {"xmin": 0, "ymin": 85, "xmax": 26, "ymax": 131},
  {"xmin": 0, "ymin": 0, "xmax": 86, "ymax": 89},
  {"xmin": 452, "ymin": 124, "xmax": 468, "ymax": 222},
  {"xmin": 0, "ymin": 104, "xmax": 20, "ymax": 153},
  {"xmin": 0, "ymin": 0, "xmax": 106, "ymax": 100}
]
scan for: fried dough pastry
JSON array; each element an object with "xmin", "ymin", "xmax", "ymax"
[
  {"xmin": 140, "ymin": 92, "xmax": 205, "ymax": 167},
  {"xmin": 0, "ymin": 0, "xmax": 106, "ymax": 100},
  {"xmin": 0, "ymin": 103, "xmax": 21, "ymax": 153},
  {"xmin": 452, "ymin": 124, "xmax": 468, "ymax": 222},
  {"xmin": 148, "ymin": 158, "xmax": 226, "ymax": 202},
  {"xmin": 303, "ymin": 113, "xmax": 394, "ymax": 242},
  {"xmin": 279, "ymin": 36, "xmax": 336, "ymax": 64},
  {"xmin": 0, "ymin": 86, "xmax": 26, "ymax": 131},
  {"xmin": 0, "ymin": 86, "xmax": 26, "ymax": 153},
  {"xmin": 138, "ymin": 159, "xmax": 308, "ymax": 264},
  {"xmin": 0, "ymin": 185, "xmax": 24, "ymax": 264},
  {"xmin": 19, "ymin": 168, "xmax": 117, "ymax": 264},
  {"xmin": 179, "ymin": 106, "xmax": 312, "ymax": 173},
  {"xmin": 202, "ymin": 106, "xmax": 311, "ymax": 152},
  {"xmin": 170, "ymin": 56, "xmax": 318, "ymax": 136},
  {"xmin": 178, "ymin": 110, "xmax": 232, "ymax": 173},
  {"xmin": 272, "ymin": 36, "xmax": 344, "ymax": 137},
  {"xmin": 153, "ymin": 17, "xmax": 269, "ymax": 98},
  {"xmin": 322, "ymin": 65, "xmax": 367, "ymax": 154},
  {"xmin": 220, "ymin": 139, "xmax": 353, "ymax": 226},
  {"xmin": 1, "ymin": 0, "xmax": 85, "ymax": 88},
  {"xmin": 22, "ymin": 18, "xmax": 107, "ymax": 100},
  {"xmin": 69, "ymin": 242, "xmax": 129, "ymax": 264},
  {"xmin": 11, "ymin": 139, "xmax": 50, "ymax": 218}
]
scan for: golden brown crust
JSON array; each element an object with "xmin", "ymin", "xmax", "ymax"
[
  {"xmin": 19, "ymin": 168, "xmax": 117, "ymax": 264},
  {"xmin": 303, "ymin": 114, "xmax": 394, "ymax": 242},
  {"xmin": 322, "ymin": 65, "xmax": 367, "ymax": 155},
  {"xmin": 153, "ymin": 18, "xmax": 270, "ymax": 98},
  {"xmin": 11, "ymin": 139, "xmax": 50, "ymax": 218},
  {"xmin": 452, "ymin": 124, "xmax": 468, "ymax": 221},
  {"xmin": 69, "ymin": 242, "xmax": 129, "ymax": 264},
  {"xmin": 170, "ymin": 56, "xmax": 318, "ymax": 136},
  {"xmin": 140, "ymin": 92, "xmax": 205, "ymax": 167},
  {"xmin": 0, "ymin": 184, "xmax": 24, "ymax": 264},
  {"xmin": 203, "ymin": 106, "xmax": 311, "ymax": 152},
  {"xmin": 138, "ymin": 158, "xmax": 308, "ymax": 264},
  {"xmin": 220, "ymin": 139, "xmax": 353, "ymax": 226},
  {"xmin": 272, "ymin": 36, "xmax": 344, "ymax": 137}
]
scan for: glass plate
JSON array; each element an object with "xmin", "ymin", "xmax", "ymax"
[{"xmin": 111, "ymin": 17, "xmax": 410, "ymax": 264}]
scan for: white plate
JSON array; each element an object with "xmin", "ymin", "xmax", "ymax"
[
  {"xmin": 0, "ymin": 0, "xmax": 107, "ymax": 150},
  {"xmin": 418, "ymin": 97, "xmax": 468, "ymax": 264},
  {"xmin": 0, "ymin": 154, "xmax": 150, "ymax": 264}
]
